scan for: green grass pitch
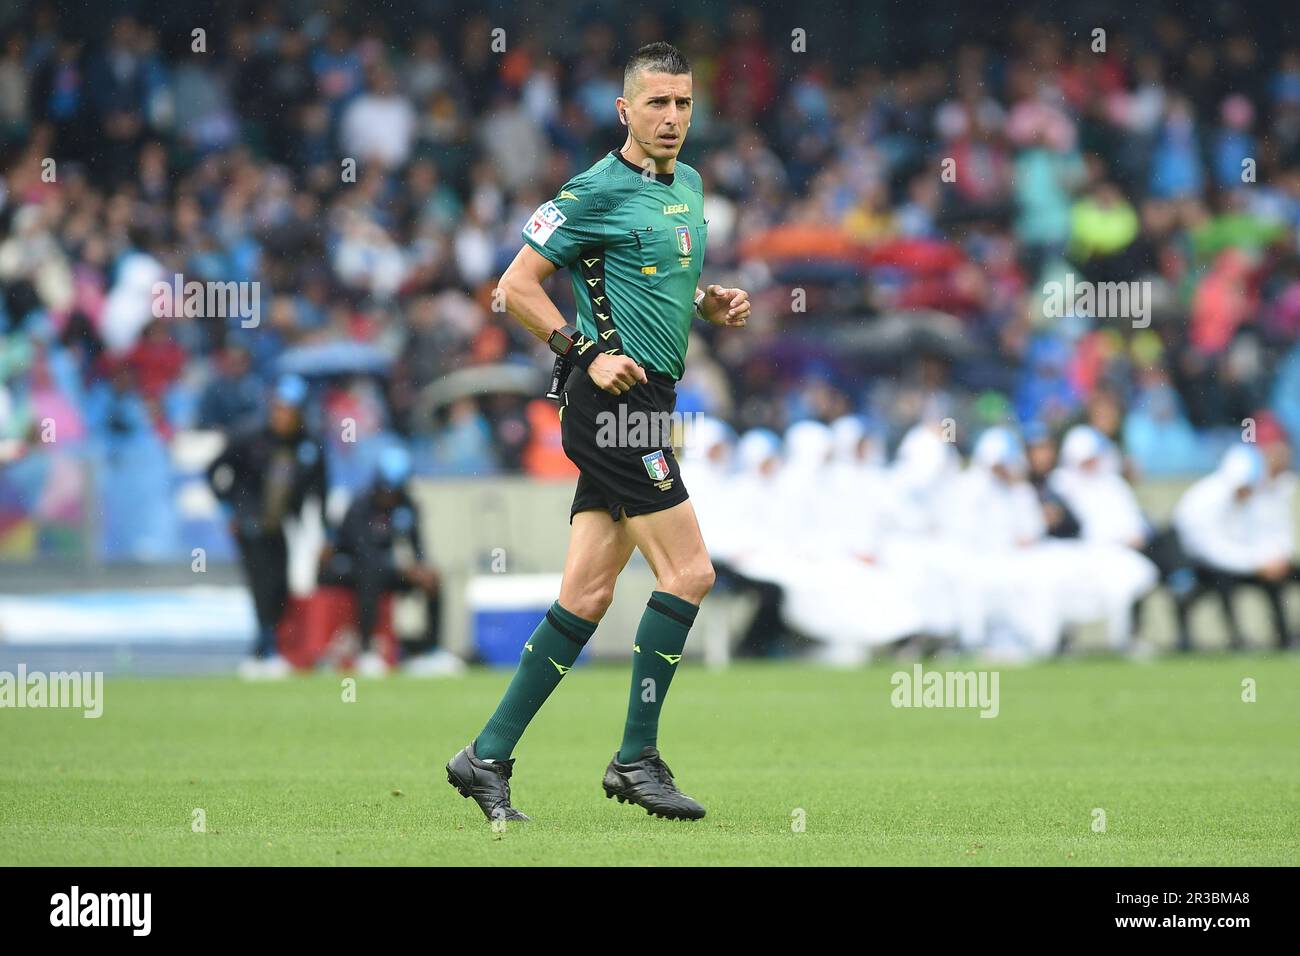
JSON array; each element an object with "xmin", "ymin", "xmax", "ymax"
[{"xmin": 2, "ymin": 656, "xmax": 1297, "ymax": 865}]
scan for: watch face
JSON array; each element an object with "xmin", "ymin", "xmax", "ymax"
[{"xmin": 550, "ymin": 329, "xmax": 570, "ymax": 354}]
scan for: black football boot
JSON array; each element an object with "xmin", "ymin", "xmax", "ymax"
[
  {"xmin": 446, "ymin": 739, "xmax": 530, "ymax": 822},
  {"xmin": 602, "ymin": 746, "xmax": 705, "ymax": 820}
]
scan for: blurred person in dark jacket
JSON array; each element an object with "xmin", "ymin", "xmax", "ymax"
[
  {"xmin": 1024, "ymin": 422, "xmax": 1081, "ymax": 538},
  {"xmin": 197, "ymin": 345, "xmax": 263, "ymax": 431},
  {"xmin": 206, "ymin": 373, "xmax": 327, "ymax": 678},
  {"xmin": 318, "ymin": 445, "xmax": 462, "ymax": 677}
]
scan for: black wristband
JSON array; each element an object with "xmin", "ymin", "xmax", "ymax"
[{"xmin": 569, "ymin": 332, "xmax": 602, "ymax": 370}]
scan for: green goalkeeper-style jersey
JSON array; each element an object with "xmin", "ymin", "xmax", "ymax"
[{"xmin": 521, "ymin": 149, "xmax": 708, "ymax": 381}]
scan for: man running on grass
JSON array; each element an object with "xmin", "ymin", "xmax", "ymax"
[{"xmin": 446, "ymin": 41, "xmax": 751, "ymax": 822}]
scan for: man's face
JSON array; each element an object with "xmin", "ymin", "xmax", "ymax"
[
  {"xmin": 619, "ymin": 71, "xmax": 693, "ymax": 160},
  {"xmin": 1089, "ymin": 397, "xmax": 1121, "ymax": 437},
  {"xmin": 226, "ymin": 349, "xmax": 250, "ymax": 377},
  {"xmin": 1028, "ymin": 441, "xmax": 1056, "ymax": 476},
  {"xmin": 1266, "ymin": 442, "xmax": 1291, "ymax": 478},
  {"xmin": 269, "ymin": 401, "xmax": 300, "ymax": 435}
]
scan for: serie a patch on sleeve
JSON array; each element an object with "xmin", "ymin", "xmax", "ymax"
[{"xmin": 523, "ymin": 200, "xmax": 567, "ymax": 245}]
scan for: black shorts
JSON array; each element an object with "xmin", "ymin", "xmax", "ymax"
[{"xmin": 559, "ymin": 365, "xmax": 690, "ymax": 523}]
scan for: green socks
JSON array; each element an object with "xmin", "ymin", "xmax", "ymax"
[
  {"xmin": 476, "ymin": 601, "xmax": 597, "ymax": 761},
  {"xmin": 474, "ymin": 592, "xmax": 700, "ymax": 764},
  {"xmin": 618, "ymin": 591, "xmax": 699, "ymax": 763}
]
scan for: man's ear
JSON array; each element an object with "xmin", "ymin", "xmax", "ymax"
[{"xmin": 616, "ymin": 97, "xmax": 628, "ymax": 125}]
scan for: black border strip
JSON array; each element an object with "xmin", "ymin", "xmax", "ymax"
[{"xmin": 647, "ymin": 597, "xmax": 697, "ymax": 628}]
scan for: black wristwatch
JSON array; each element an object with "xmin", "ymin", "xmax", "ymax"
[
  {"xmin": 547, "ymin": 323, "xmax": 580, "ymax": 357},
  {"xmin": 548, "ymin": 322, "xmax": 601, "ymax": 370}
]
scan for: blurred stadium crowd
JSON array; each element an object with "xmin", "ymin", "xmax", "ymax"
[{"xmin": 3, "ymin": 1, "xmax": 1300, "ymax": 569}]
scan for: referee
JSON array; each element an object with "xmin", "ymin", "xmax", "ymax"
[{"xmin": 447, "ymin": 42, "xmax": 750, "ymax": 822}]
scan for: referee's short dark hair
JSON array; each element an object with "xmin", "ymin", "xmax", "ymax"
[{"xmin": 624, "ymin": 42, "xmax": 691, "ymax": 95}]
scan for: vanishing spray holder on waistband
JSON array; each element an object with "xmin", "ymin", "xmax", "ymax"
[{"xmin": 546, "ymin": 355, "xmax": 572, "ymax": 402}]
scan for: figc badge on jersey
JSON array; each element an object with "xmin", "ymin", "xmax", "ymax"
[{"xmin": 675, "ymin": 224, "xmax": 692, "ymax": 256}]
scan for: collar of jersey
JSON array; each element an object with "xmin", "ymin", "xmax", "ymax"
[{"xmin": 610, "ymin": 149, "xmax": 675, "ymax": 185}]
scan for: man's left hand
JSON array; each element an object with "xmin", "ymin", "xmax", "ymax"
[
  {"xmin": 406, "ymin": 565, "xmax": 441, "ymax": 592},
  {"xmin": 699, "ymin": 284, "xmax": 750, "ymax": 327}
]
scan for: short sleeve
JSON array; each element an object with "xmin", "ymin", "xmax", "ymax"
[{"xmin": 520, "ymin": 187, "xmax": 604, "ymax": 268}]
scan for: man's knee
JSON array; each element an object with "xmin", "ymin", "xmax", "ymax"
[
  {"xmin": 660, "ymin": 559, "xmax": 715, "ymax": 604},
  {"xmin": 560, "ymin": 578, "xmax": 617, "ymax": 622}
]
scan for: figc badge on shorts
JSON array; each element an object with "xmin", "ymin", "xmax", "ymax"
[{"xmin": 642, "ymin": 449, "xmax": 670, "ymax": 481}]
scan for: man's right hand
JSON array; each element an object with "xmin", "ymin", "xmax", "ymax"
[
  {"xmin": 587, "ymin": 353, "xmax": 647, "ymax": 395},
  {"xmin": 1259, "ymin": 558, "xmax": 1290, "ymax": 581},
  {"xmin": 406, "ymin": 566, "xmax": 441, "ymax": 593}
]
